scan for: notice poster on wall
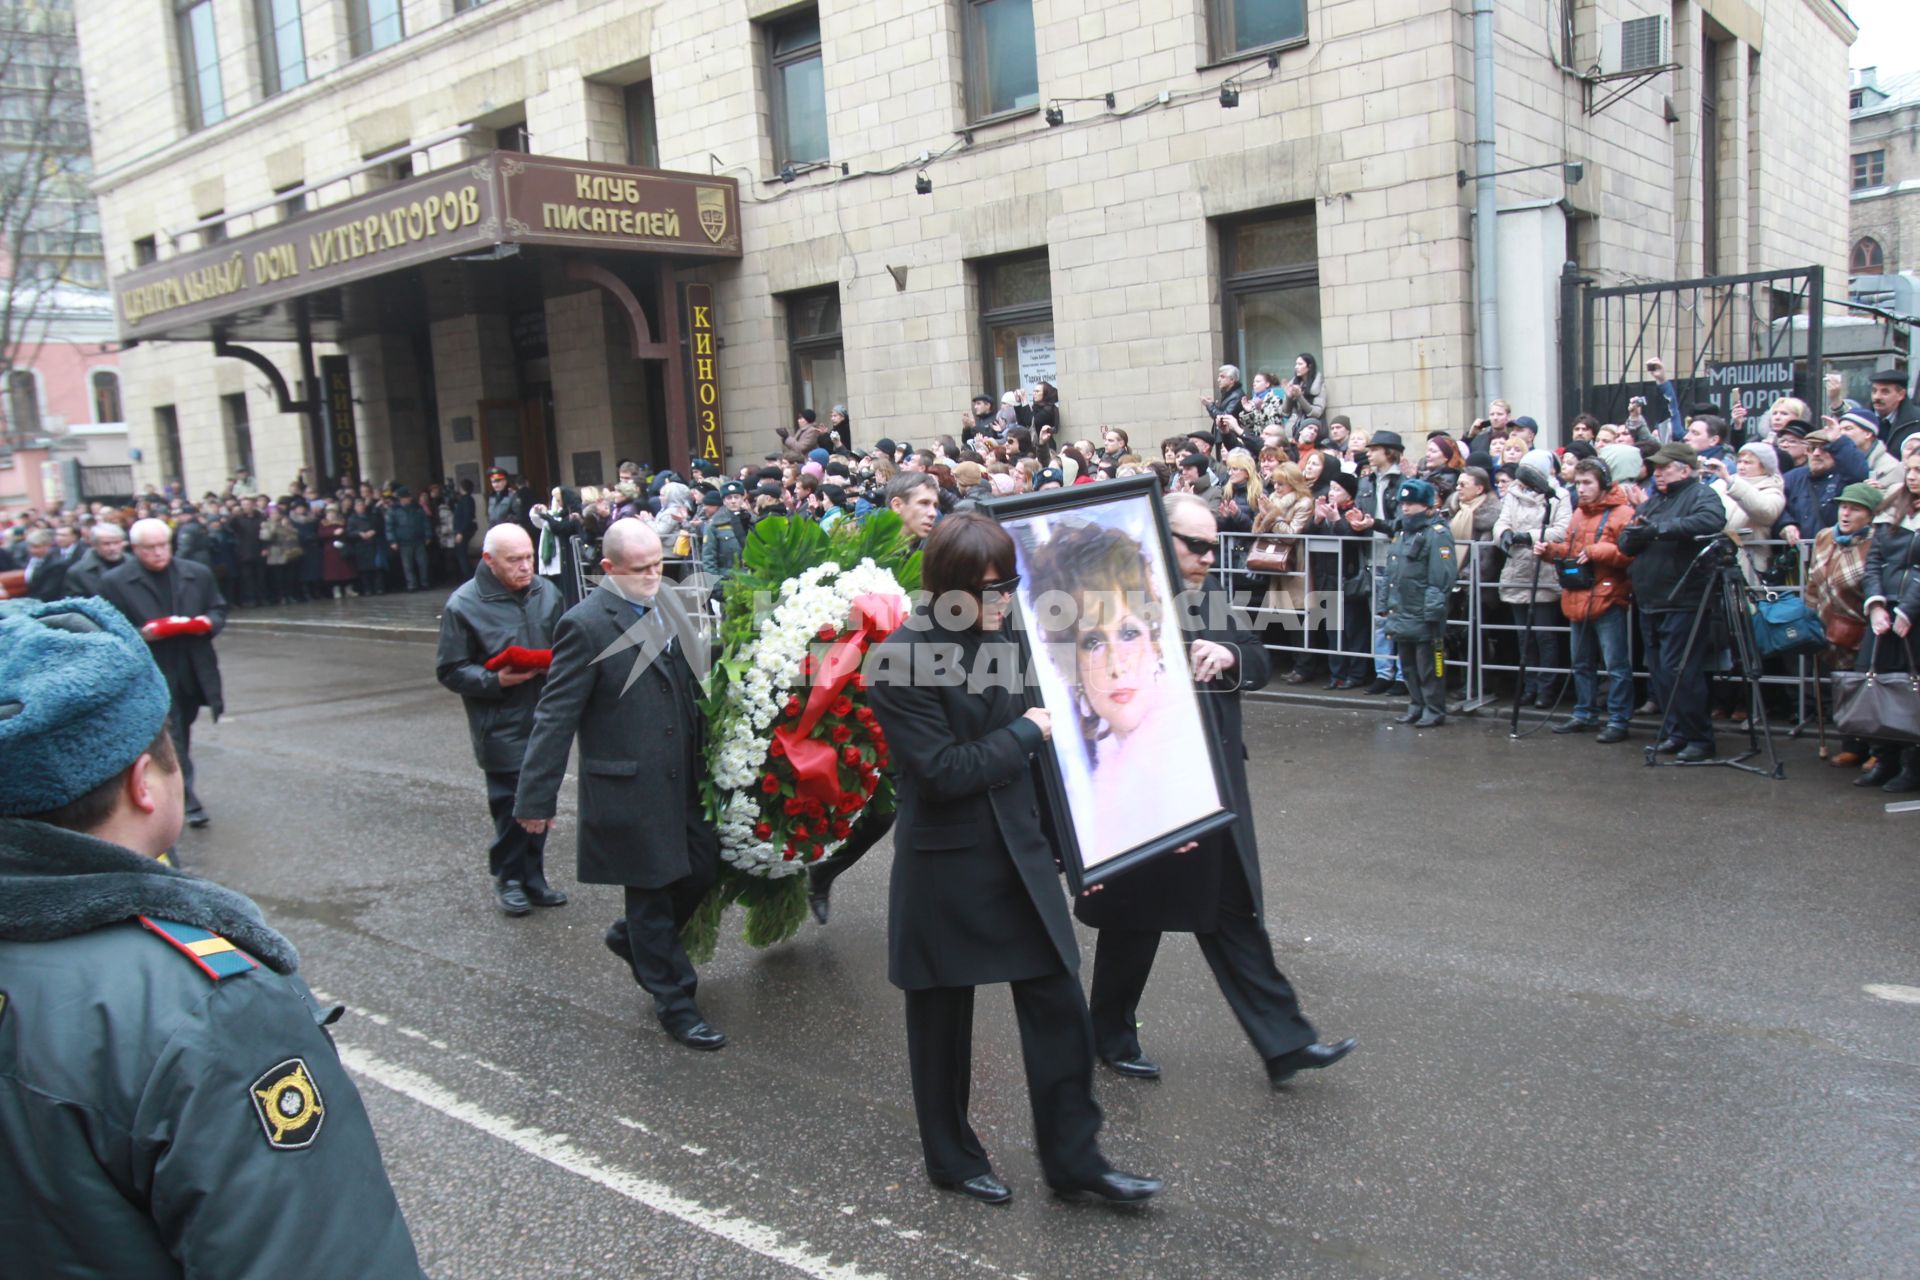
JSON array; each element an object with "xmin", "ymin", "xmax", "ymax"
[{"xmin": 1017, "ymin": 331, "xmax": 1057, "ymax": 390}]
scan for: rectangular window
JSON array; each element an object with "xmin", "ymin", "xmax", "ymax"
[
  {"xmin": 176, "ymin": 0, "xmax": 224, "ymax": 129},
  {"xmin": 1208, "ymin": 0, "xmax": 1307, "ymax": 61},
  {"xmin": 201, "ymin": 213, "xmax": 227, "ymax": 248},
  {"xmin": 222, "ymin": 393, "xmax": 254, "ymax": 477},
  {"xmin": 1220, "ymin": 209, "xmax": 1321, "ymax": 391},
  {"xmin": 277, "ymin": 183, "xmax": 307, "ymax": 221},
  {"xmin": 624, "ymin": 80, "xmax": 658, "ymax": 168},
  {"xmin": 92, "ymin": 371, "xmax": 123, "ymax": 424},
  {"xmin": 349, "ymin": 0, "xmax": 404, "ymax": 58},
  {"xmin": 7, "ymin": 371, "xmax": 41, "ymax": 437},
  {"xmin": 255, "ymin": 0, "xmax": 306, "ymax": 97},
  {"xmin": 155, "ymin": 405, "xmax": 185, "ymax": 489},
  {"xmin": 978, "ymin": 251, "xmax": 1054, "ymax": 398},
  {"xmin": 766, "ymin": 9, "xmax": 828, "ymax": 167},
  {"xmin": 1852, "ymin": 150, "xmax": 1886, "ymax": 190},
  {"xmin": 133, "ymin": 235, "xmax": 157, "ymax": 265},
  {"xmin": 963, "ymin": 0, "xmax": 1039, "ymax": 122},
  {"xmin": 495, "ymin": 120, "xmax": 529, "ymax": 153},
  {"xmin": 785, "ymin": 288, "xmax": 846, "ymax": 440}
]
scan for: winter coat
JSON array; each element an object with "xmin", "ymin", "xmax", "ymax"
[
  {"xmin": 1382, "ymin": 510, "xmax": 1459, "ymax": 639},
  {"xmin": 0, "ymin": 819, "xmax": 424, "ymax": 1278},
  {"xmin": 386, "ymin": 503, "xmax": 430, "ymax": 547},
  {"xmin": 868, "ymin": 609, "xmax": 1075, "ymax": 990},
  {"xmin": 1493, "ymin": 484, "xmax": 1571, "ymax": 603},
  {"xmin": 262, "ymin": 519, "xmax": 302, "ymax": 567},
  {"xmin": 60, "ymin": 547, "xmax": 123, "ymax": 597},
  {"xmin": 1281, "ymin": 373, "xmax": 1327, "ymax": 425},
  {"xmin": 1805, "ymin": 526, "xmax": 1871, "ymax": 659},
  {"xmin": 317, "ymin": 521, "xmax": 356, "ymax": 583},
  {"xmin": 1716, "ymin": 472, "xmax": 1785, "ymax": 576},
  {"xmin": 1810, "ymin": 438, "xmax": 1872, "ymax": 531},
  {"xmin": 172, "ymin": 517, "xmax": 212, "ymax": 569},
  {"xmin": 1617, "ymin": 473, "xmax": 1730, "ymax": 613},
  {"xmin": 229, "ymin": 509, "xmax": 263, "ymax": 562},
  {"xmin": 1253, "ymin": 488, "xmax": 1313, "ymax": 606},
  {"xmin": 487, "ymin": 488, "xmax": 526, "ymax": 529},
  {"xmin": 1537, "ymin": 487, "xmax": 1636, "ymax": 621},
  {"xmin": 1882, "ymin": 397, "xmax": 1920, "ymax": 459},
  {"xmin": 96, "ymin": 558, "xmax": 227, "ymax": 718},
  {"xmin": 1775, "ymin": 465, "xmax": 1818, "ymax": 541},
  {"xmin": 436, "ymin": 563, "xmax": 566, "ymax": 773},
  {"xmin": 1863, "ymin": 508, "xmax": 1920, "ymax": 628},
  {"xmin": 1447, "ymin": 490, "xmax": 1500, "ymax": 582},
  {"xmin": 344, "ymin": 513, "xmax": 380, "ymax": 569}
]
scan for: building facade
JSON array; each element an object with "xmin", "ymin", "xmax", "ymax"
[
  {"xmin": 1848, "ymin": 65, "xmax": 1919, "ymax": 280},
  {"xmin": 75, "ymin": 0, "xmax": 1857, "ymax": 497}
]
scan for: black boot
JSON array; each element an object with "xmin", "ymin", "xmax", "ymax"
[
  {"xmin": 1882, "ymin": 747, "xmax": 1920, "ymax": 794},
  {"xmin": 1855, "ymin": 754, "xmax": 1902, "ymax": 788}
]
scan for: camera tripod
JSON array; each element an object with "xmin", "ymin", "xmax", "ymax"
[{"xmin": 1643, "ymin": 538, "xmax": 1785, "ymax": 780}]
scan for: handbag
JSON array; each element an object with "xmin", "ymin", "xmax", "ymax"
[
  {"xmin": 1824, "ymin": 612, "xmax": 1866, "ymax": 654},
  {"xmin": 1831, "ymin": 635, "xmax": 1920, "ymax": 744},
  {"xmin": 1748, "ymin": 589, "xmax": 1827, "ymax": 659},
  {"xmin": 1245, "ymin": 534, "xmax": 1297, "ymax": 575},
  {"xmin": 1553, "ymin": 508, "xmax": 1611, "ymax": 592},
  {"xmin": 672, "ymin": 530, "xmax": 692, "ymax": 558}
]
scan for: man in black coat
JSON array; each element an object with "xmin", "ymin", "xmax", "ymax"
[
  {"xmin": 62, "ymin": 522, "xmax": 129, "ymax": 597},
  {"xmin": 437, "ymin": 524, "xmax": 567, "ymax": 916},
  {"xmin": 868, "ymin": 513, "xmax": 1158, "ymax": 1205},
  {"xmin": 513, "ymin": 519, "xmax": 725, "ymax": 1050},
  {"xmin": 1869, "ymin": 367, "xmax": 1919, "ymax": 458},
  {"xmin": 21, "ymin": 529, "xmax": 72, "ymax": 601},
  {"xmin": 1617, "ymin": 441, "xmax": 1734, "ymax": 761},
  {"xmin": 1080, "ymin": 494, "xmax": 1355, "ymax": 1089},
  {"xmin": 98, "ymin": 518, "xmax": 228, "ymax": 830}
]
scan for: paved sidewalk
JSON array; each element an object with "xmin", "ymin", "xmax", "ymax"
[{"xmin": 225, "ymin": 587, "xmax": 455, "ymax": 643}]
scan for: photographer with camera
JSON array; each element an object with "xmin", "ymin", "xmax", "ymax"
[
  {"xmin": 1618, "ymin": 442, "xmax": 1735, "ymax": 761},
  {"xmin": 1494, "ymin": 450, "xmax": 1571, "ymax": 708},
  {"xmin": 1539, "ymin": 459, "xmax": 1638, "ymax": 742},
  {"xmin": 1642, "ymin": 357, "xmax": 1686, "ymax": 444}
]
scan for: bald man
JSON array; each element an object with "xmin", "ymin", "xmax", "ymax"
[
  {"xmin": 437, "ymin": 524, "xmax": 568, "ymax": 915},
  {"xmin": 515, "ymin": 520, "xmax": 726, "ymax": 1050},
  {"xmin": 98, "ymin": 517, "xmax": 228, "ymax": 830}
]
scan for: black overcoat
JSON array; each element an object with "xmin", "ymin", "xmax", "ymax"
[
  {"xmin": 97, "ymin": 557, "xmax": 228, "ymax": 718},
  {"xmin": 435, "ymin": 565, "xmax": 566, "ymax": 773},
  {"xmin": 1076, "ymin": 579, "xmax": 1271, "ymax": 933},
  {"xmin": 513, "ymin": 583, "xmax": 713, "ymax": 889},
  {"xmin": 867, "ymin": 611, "xmax": 1078, "ymax": 991}
]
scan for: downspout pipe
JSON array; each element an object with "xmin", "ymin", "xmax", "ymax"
[{"xmin": 1473, "ymin": 0, "xmax": 1502, "ymax": 403}]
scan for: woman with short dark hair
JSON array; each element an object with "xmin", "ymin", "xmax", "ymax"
[{"xmin": 867, "ymin": 513, "xmax": 1160, "ymax": 1208}]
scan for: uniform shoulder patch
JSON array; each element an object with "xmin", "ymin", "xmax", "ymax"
[
  {"xmin": 250, "ymin": 1058, "xmax": 326, "ymax": 1150},
  {"xmin": 138, "ymin": 916, "xmax": 260, "ymax": 982}
]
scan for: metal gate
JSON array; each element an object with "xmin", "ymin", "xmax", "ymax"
[{"xmin": 1563, "ymin": 266, "xmax": 1824, "ymax": 433}]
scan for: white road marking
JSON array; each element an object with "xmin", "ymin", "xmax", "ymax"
[
  {"xmin": 337, "ymin": 1042, "xmax": 887, "ymax": 1280},
  {"xmin": 1863, "ymin": 983, "xmax": 1920, "ymax": 1005}
]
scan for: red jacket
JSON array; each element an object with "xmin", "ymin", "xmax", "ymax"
[{"xmin": 1539, "ymin": 487, "xmax": 1635, "ymax": 621}]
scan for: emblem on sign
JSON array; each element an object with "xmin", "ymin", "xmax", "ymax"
[
  {"xmin": 250, "ymin": 1058, "xmax": 326, "ymax": 1150},
  {"xmin": 696, "ymin": 187, "xmax": 728, "ymax": 244}
]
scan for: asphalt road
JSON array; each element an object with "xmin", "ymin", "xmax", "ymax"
[{"xmin": 180, "ymin": 624, "xmax": 1919, "ymax": 1279}]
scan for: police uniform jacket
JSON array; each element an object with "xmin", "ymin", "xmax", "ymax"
[
  {"xmin": 1382, "ymin": 510, "xmax": 1459, "ymax": 639},
  {"xmin": 867, "ymin": 609, "xmax": 1077, "ymax": 991},
  {"xmin": 1076, "ymin": 579, "xmax": 1272, "ymax": 935},
  {"xmin": 0, "ymin": 818, "xmax": 423, "ymax": 1278},
  {"xmin": 436, "ymin": 563, "xmax": 566, "ymax": 774},
  {"xmin": 699, "ymin": 513, "xmax": 747, "ymax": 579},
  {"xmin": 97, "ymin": 557, "xmax": 228, "ymax": 718},
  {"xmin": 514, "ymin": 583, "xmax": 714, "ymax": 889}
]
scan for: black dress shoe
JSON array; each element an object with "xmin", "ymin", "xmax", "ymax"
[
  {"xmin": 1267, "ymin": 1037, "xmax": 1357, "ymax": 1085},
  {"xmin": 1675, "ymin": 744, "xmax": 1714, "ymax": 763},
  {"xmin": 666, "ymin": 1020, "xmax": 728, "ymax": 1051},
  {"xmin": 1391, "ymin": 709, "xmax": 1420, "ymax": 724},
  {"xmin": 1551, "ymin": 718, "xmax": 1595, "ymax": 735},
  {"xmin": 1101, "ymin": 1053, "xmax": 1162, "ymax": 1080},
  {"xmin": 808, "ymin": 864, "xmax": 836, "ymax": 925},
  {"xmin": 1363, "ymin": 677, "xmax": 1396, "ymax": 695},
  {"xmin": 1654, "ymin": 737, "xmax": 1686, "ymax": 755},
  {"xmin": 1595, "ymin": 724, "xmax": 1630, "ymax": 744},
  {"xmin": 1414, "ymin": 712, "xmax": 1446, "ymax": 728},
  {"xmin": 604, "ymin": 923, "xmax": 632, "ymax": 963},
  {"xmin": 933, "ymin": 1173, "xmax": 1012, "ymax": 1205},
  {"xmin": 187, "ymin": 812, "xmax": 211, "ymax": 829},
  {"xmin": 1882, "ymin": 769, "xmax": 1920, "ymax": 793},
  {"xmin": 1855, "ymin": 759, "xmax": 1901, "ymax": 787},
  {"xmin": 522, "ymin": 879, "xmax": 569, "ymax": 907},
  {"xmin": 494, "ymin": 879, "xmax": 532, "ymax": 917},
  {"xmin": 1052, "ymin": 1170, "xmax": 1162, "ymax": 1204}
]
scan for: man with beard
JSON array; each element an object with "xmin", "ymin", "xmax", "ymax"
[
  {"xmin": 98, "ymin": 518, "xmax": 227, "ymax": 830},
  {"xmin": 1080, "ymin": 493, "xmax": 1356, "ymax": 1089},
  {"xmin": 437, "ymin": 524, "xmax": 568, "ymax": 916}
]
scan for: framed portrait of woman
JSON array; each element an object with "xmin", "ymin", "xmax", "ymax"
[{"xmin": 983, "ymin": 475, "xmax": 1237, "ymax": 893}]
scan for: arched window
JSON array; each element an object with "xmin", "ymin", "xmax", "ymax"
[
  {"xmin": 1851, "ymin": 237, "xmax": 1886, "ymax": 274},
  {"xmin": 90, "ymin": 369, "xmax": 123, "ymax": 424}
]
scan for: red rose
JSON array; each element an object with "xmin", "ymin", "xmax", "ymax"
[
  {"xmin": 831, "ymin": 696, "xmax": 853, "ymax": 717},
  {"xmin": 806, "ymin": 799, "xmax": 826, "ymax": 819},
  {"xmin": 818, "ymin": 624, "xmax": 838, "ymax": 642},
  {"xmin": 793, "ymin": 823, "xmax": 809, "ymax": 839},
  {"xmin": 833, "ymin": 819, "xmax": 851, "ymax": 838},
  {"xmin": 842, "ymin": 745, "xmax": 861, "ymax": 765},
  {"xmin": 811, "ymin": 844, "xmax": 824, "ymax": 858},
  {"xmin": 831, "ymin": 724, "xmax": 852, "ymax": 743},
  {"xmin": 850, "ymin": 672, "xmax": 866, "ymax": 691},
  {"xmin": 783, "ymin": 797, "xmax": 805, "ymax": 816},
  {"xmin": 782, "ymin": 845, "xmax": 797, "ymax": 860},
  {"xmin": 760, "ymin": 774, "xmax": 779, "ymax": 795},
  {"xmin": 769, "ymin": 739, "xmax": 787, "ymax": 757},
  {"xmin": 753, "ymin": 822, "xmax": 772, "ymax": 841},
  {"xmin": 784, "ymin": 696, "xmax": 802, "ymax": 717}
]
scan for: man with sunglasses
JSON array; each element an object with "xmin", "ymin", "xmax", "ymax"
[{"xmin": 1079, "ymin": 493, "xmax": 1356, "ymax": 1090}]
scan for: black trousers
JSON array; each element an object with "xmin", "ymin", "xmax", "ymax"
[
  {"xmin": 807, "ymin": 798, "xmax": 896, "ymax": 889},
  {"xmin": 483, "ymin": 770, "xmax": 549, "ymax": 884},
  {"xmin": 1646, "ymin": 608, "xmax": 1714, "ymax": 748},
  {"xmin": 904, "ymin": 971, "xmax": 1110, "ymax": 1188},
  {"xmin": 1089, "ymin": 857, "xmax": 1316, "ymax": 1067},
  {"xmin": 1395, "ymin": 633, "xmax": 1447, "ymax": 718},
  {"xmin": 168, "ymin": 704, "xmax": 205, "ymax": 820},
  {"xmin": 611, "ymin": 844, "xmax": 719, "ymax": 1032}
]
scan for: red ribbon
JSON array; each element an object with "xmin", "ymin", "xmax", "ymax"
[
  {"xmin": 484, "ymin": 646, "xmax": 553, "ymax": 672},
  {"xmin": 772, "ymin": 593, "xmax": 904, "ymax": 808},
  {"xmin": 143, "ymin": 616, "xmax": 213, "ymax": 640}
]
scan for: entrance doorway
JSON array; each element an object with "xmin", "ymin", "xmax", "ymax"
[{"xmin": 478, "ymin": 395, "xmax": 555, "ymax": 497}]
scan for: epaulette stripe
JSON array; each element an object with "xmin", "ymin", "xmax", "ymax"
[{"xmin": 137, "ymin": 916, "xmax": 259, "ymax": 982}]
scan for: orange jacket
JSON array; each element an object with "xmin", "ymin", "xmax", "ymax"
[{"xmin": 1539, "ymin": 487, "xmax": 1636, "ymax": 621}]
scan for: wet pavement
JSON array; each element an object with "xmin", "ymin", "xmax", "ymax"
[{"xmin": 177, "ymin": 619, "xmax": 1920, "ymax": 1279}]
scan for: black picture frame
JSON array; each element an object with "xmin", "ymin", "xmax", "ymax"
[{"xmin": 981, "ymin": 474, "xmax": 1237, "ymax": 894}]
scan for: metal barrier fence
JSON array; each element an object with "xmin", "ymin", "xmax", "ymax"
[{"xmin": 1212, "ymin": 529, "xmax": 1825, "ymax": 727}]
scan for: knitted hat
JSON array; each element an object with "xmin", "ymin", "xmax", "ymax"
[
  {"xmin": 1738, "ymin": 441, "xmax": 1781, "ymax": 476},
  {"xmin": 807, "ymin": 448, "xmax": 830, "ymax": 465},
  {"xmin": 1838, "ymin": 409, "xmax": 1880, "ymax": 438},
  {"xmin": 873, "ymin": 438, "xmax": 897, "ymax": 457},
  {"xmin": 1837, "ymin": 482, "xmax": 1884, "ymax": 512},
  {"xmin": 0, "ymin": 597, "xmax": 173, "ymax": 817}
]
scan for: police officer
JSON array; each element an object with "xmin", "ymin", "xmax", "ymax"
[
  {"xmin": 699, "ymin": 481, "xmax": 750, "ymax": 581},
  {"xmin": 437, "ymin": 523, "xmax": 568, "ymax": 916},
  {"xmin": 0, "ymin": 597, "xmax": 425, "ymax": 1276},
  {"xmin": 1381, "ymin": 477, "xmax": 1458, "ymax": 727}
]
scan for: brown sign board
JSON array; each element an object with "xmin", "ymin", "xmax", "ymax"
[{"xmin": 112, "ymin": 151, "xmax": 742, "ymax": 342}]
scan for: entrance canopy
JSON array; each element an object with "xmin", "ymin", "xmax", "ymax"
[{"xmin": 111, "ymin": 151, "xmax": 741, "ymax": 344}]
